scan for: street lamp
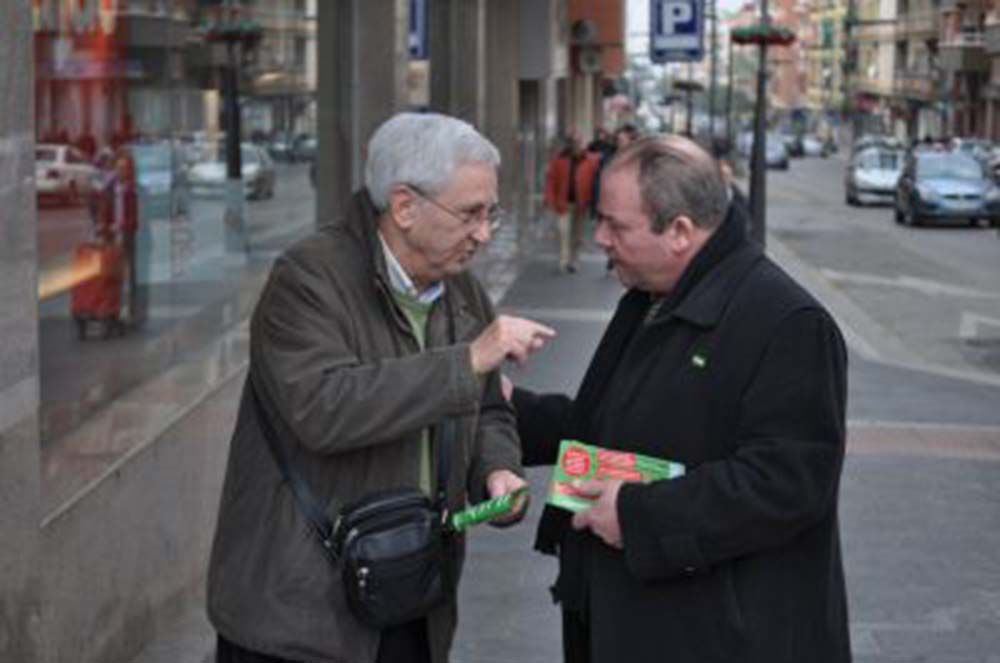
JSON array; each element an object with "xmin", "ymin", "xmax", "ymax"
[
  {"xmin": 673, "ymin": 78, "xmax": 705, "ymax": 137},
  {"xmin": 731, "ymin": 13, "xmax": 796, "ymax": 247},
  {"xmin": 198, "ymin": 1, "xmax": 261, "ymax": 253}
]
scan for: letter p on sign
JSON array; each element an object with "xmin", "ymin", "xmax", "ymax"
[{"xmin": 661, "ymin": 1, "xmax": 692, "ymax": 33}]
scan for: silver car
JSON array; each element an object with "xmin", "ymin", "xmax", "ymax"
[
  {"xmin": 845, "ymin": 147, "xmax": 903, "ymax": 206},
  {"xmin": 188, "ymin": 142, "xmax": 276, "ymax": 200}
]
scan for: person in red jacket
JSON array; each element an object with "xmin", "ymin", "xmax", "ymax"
[{"xmin": 544, "ymin": 133, "xmax": 599, "ymax": 273}]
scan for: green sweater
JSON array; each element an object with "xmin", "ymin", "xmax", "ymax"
[{"xmin": 391, "ymin": 289, "xmax": 435, "ymax": 493}]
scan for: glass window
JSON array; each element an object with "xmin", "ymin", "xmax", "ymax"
[{"xmin": 35, "ymin": 0, "xmax": 318, "ymax": 512}]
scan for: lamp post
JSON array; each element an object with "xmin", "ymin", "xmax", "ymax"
[
  {"xmin": 199, "ymin": 0, "xmax": 261, "ymax": 253},
  {"xmin": 708, "ymin": 0, "xmax": 719, "ymax": 140},
  {"xmin": 674, "ymin": 78, "xmax": 704, "ymax": 137},
  {"xmin": 731, "ymin": 11, "xmax": 795, "ymax": 248}
]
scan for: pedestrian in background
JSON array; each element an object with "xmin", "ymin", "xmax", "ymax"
[
  {"xmin": 509, "ymin": 134, "xmax": 850, "ymax": 663},
  {"xmin": 110, "ymin": 151, "xmax": 144, "ymax": 328},
  {"xmin": 591, "ymin": 124, "xmax": 640, "ymax": 272},
  {"xmin": 206, "ymin": 112, "xmax": 554, "ymax": 663},
  {"xmin": 543, "ymin": 133, "xmax": 599, "ymax": 273}
]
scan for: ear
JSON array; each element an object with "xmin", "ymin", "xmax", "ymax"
[
  {"xmin": 387, "ymin": 185, "xmax": 421, "ymax": 231},
  {"xmin": 666, "ymin": 215, "xmax": 710, "ymax": 255},
  {"xmin": 664, "ymin": 215, "xmax": 696, "ymax": 252}
]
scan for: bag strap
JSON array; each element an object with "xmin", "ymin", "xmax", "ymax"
[
  {"xmin": 250, "ymin": 374, "xmax": 339, "ymax": 557},
  {"xmin": 252, "ymin": 292, "xmax": 460, "ymax": 556}
]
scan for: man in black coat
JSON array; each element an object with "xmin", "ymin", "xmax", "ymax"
[{"xmin": 511, "ymin": 135, "xmax": 851, "ymax": 663}]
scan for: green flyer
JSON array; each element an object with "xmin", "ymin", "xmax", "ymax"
[{"xmin": 546, "ymin": 439, "xmax": 685, "ymax": 513}]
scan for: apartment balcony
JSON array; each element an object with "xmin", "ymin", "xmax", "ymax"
[
  {"xmin": 847, "ymin": 73, "xmax": 895, "ymax": 97},
  {"xmin": 939, "ymin": 31, "xmax": 989, "ymax": 72},
  {"xmin": 897, "ymin": 10, "xmax": 940, "ymax": 38},
  {"xmin": 850, "ymin": 20, "xmax": 896, "ymax": 42},
  {"xmin": 894, "ymin": 71, "xmax": 939, "ymax": 100}
]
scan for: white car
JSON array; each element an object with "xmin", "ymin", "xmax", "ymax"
[
  {"xmin": 35, "ymin": 144, "xmax": 97, "ymax": 205},
  {"xmin": 188, "ymin": 142, "xmax": 276, "ymax": 200},
  {"xmin": 845, "ymin": 147, "xmax": 904, "ymax": 206}
]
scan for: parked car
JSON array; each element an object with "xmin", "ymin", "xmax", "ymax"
[
  {"xmin": 765, "ymin": 133, "xmax": 790, "ymax": 169},
  {"xmin": 779, "ymin": 130, "xmax": 804, "ymax": 157},
  {"xmin": 802, "ymin": 134, "xmax": 829, "ymax": 158},
  {"xmin": 291, "ymin": 133, "xmax": 317, "ymax": 162},
  {"xmin": 845, "ymin": 147, "xmax": 904, "ymax": 206},
  {"xmin": 267, "ymin": 132, "xmax": 296, "ymax": 162},
  {"xmin": 188, "ymin": 142, "xmax": 276, "ymax": 200},
  {"xmin": 35, "ymin": 143, "xmax": 97, "ymax": 205},
  {"xmin": 894, "ymin": 151, "xmax": 1000, "ymax": 227}
]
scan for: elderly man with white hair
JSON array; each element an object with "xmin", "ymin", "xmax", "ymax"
[{"xmin": 206, "ymin": 112, "xmax": 554, "ymax": 663}]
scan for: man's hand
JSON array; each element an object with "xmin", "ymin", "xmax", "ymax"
[
  {"xmin": 571, "ymin": 479, "xmax": 624, "ymax": 549},
  {"xmin": 470, "ymin": 315, "xmax": 556, "ymax": 375},
  {"xmin": 485, "ymin": 469, "xmax": 530, "ymax": 526}
]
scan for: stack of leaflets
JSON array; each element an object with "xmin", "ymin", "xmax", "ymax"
[{"xmin": 546, "ymin": 439, "xmax": 685, "ymax": 513}]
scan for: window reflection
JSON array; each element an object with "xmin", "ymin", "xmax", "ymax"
[{"xmin": 34, "ymin": 0, "xmax": 317, "ymax": 506}]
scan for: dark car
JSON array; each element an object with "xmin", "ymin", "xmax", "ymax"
[{"xmin": 894, "ymin": 151, "xmax": 1000, "ymax": 227}]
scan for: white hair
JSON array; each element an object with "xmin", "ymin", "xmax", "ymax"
[{"xmin": 364, "ymin": 112, "xmax": 500, "ymax": 211}]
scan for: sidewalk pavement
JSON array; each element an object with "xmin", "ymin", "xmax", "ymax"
[{"xmin": 127, "ymin": 221, "xmax": 1000, "ymax": 663}]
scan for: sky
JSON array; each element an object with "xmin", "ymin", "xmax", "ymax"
[{"xmin": 626, "ymin": 0, "xmax": 748, "ymax": 56}]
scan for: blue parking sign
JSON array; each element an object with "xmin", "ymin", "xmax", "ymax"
[{"xmin": 650, "ymin": 0, "xmax": 704, "ymax": 63}]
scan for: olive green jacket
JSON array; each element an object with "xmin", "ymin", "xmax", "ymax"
[{"xmin": 207, "ymin": 190, "xmax": 522, "ymax": 663}]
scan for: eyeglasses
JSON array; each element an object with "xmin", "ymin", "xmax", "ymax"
[{"xmin": 408, "ymin": 185, "xmax": 505, "ymax": 233}]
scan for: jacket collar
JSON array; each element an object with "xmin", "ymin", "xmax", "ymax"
[{"xmin": 651, "ymin": 201, "xmax": 763, "ymax": 329}]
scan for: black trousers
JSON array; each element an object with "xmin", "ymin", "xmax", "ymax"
[{"xmin": 216, "ymin": 619, "xmax": 430, "ymax": 663}]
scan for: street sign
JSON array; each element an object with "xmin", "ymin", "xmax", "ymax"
[{"xmin": 650, "ymin": 0, "xmax": 704, "ymax": 63}]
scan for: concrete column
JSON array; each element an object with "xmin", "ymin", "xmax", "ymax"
[
  {"xmin": 316, "ymin": 0, "xmax": 409, "ymax": 220},
  {"xmin": 429, "ymin": 0, "xmax": 486, "ymax": 127},
  {"xmin": 0, "ymin": 1, "xmax": 44, "ymax": 661},
  {"xmin": 484, "ymin": 0, "xmax": 521, "ymax": 214}
]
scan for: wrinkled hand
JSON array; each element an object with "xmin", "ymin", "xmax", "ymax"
[
  {"xmin": 485, "ymin": 469, "xmax": 530, "ymax": 526},
  {"xmin": 570, "ymin": 479, "xmax": 624, "ymax": 549},
  {"xmin": 470, "ymin": 315, "xmax": 556, "ymax": 375}
]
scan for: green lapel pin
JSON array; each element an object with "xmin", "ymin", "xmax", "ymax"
[{"xmin": 691, "ymin": 353, "xmax": 707, "ymax": 369}]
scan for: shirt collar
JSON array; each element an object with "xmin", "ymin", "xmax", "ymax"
[{"xmin": 377, "ymin": 231, "xmax": 445, "ymax": 304}]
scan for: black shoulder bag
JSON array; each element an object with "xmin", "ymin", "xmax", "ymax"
[{"xmin": 251, "ymin": 376, "xmax": 457, "ymax": 629}]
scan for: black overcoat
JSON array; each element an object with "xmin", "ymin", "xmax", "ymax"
[{"xmin": 514, "ymin": 209, "xmax": 851, "ymax": 663}]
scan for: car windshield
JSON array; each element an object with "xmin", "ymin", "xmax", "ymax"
[
  {"xmin": 916, "ymin": 154, "xmax": 984, "ymax": 180},
  {"xmin": 36, "ymin": 147, "xmax": 58, "ymax": 163},
  {"xmin": 858, "ymin": 150, "xmax": 901, "ymax": 170}
]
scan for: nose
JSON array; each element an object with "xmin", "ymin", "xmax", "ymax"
[
  {"xmin": 593, "ymin": 218, "xmax": 610, "ymax": 250},
  {"xmin": 471, "ymin": 217, "xmax": 492, "ymax": 244}
]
